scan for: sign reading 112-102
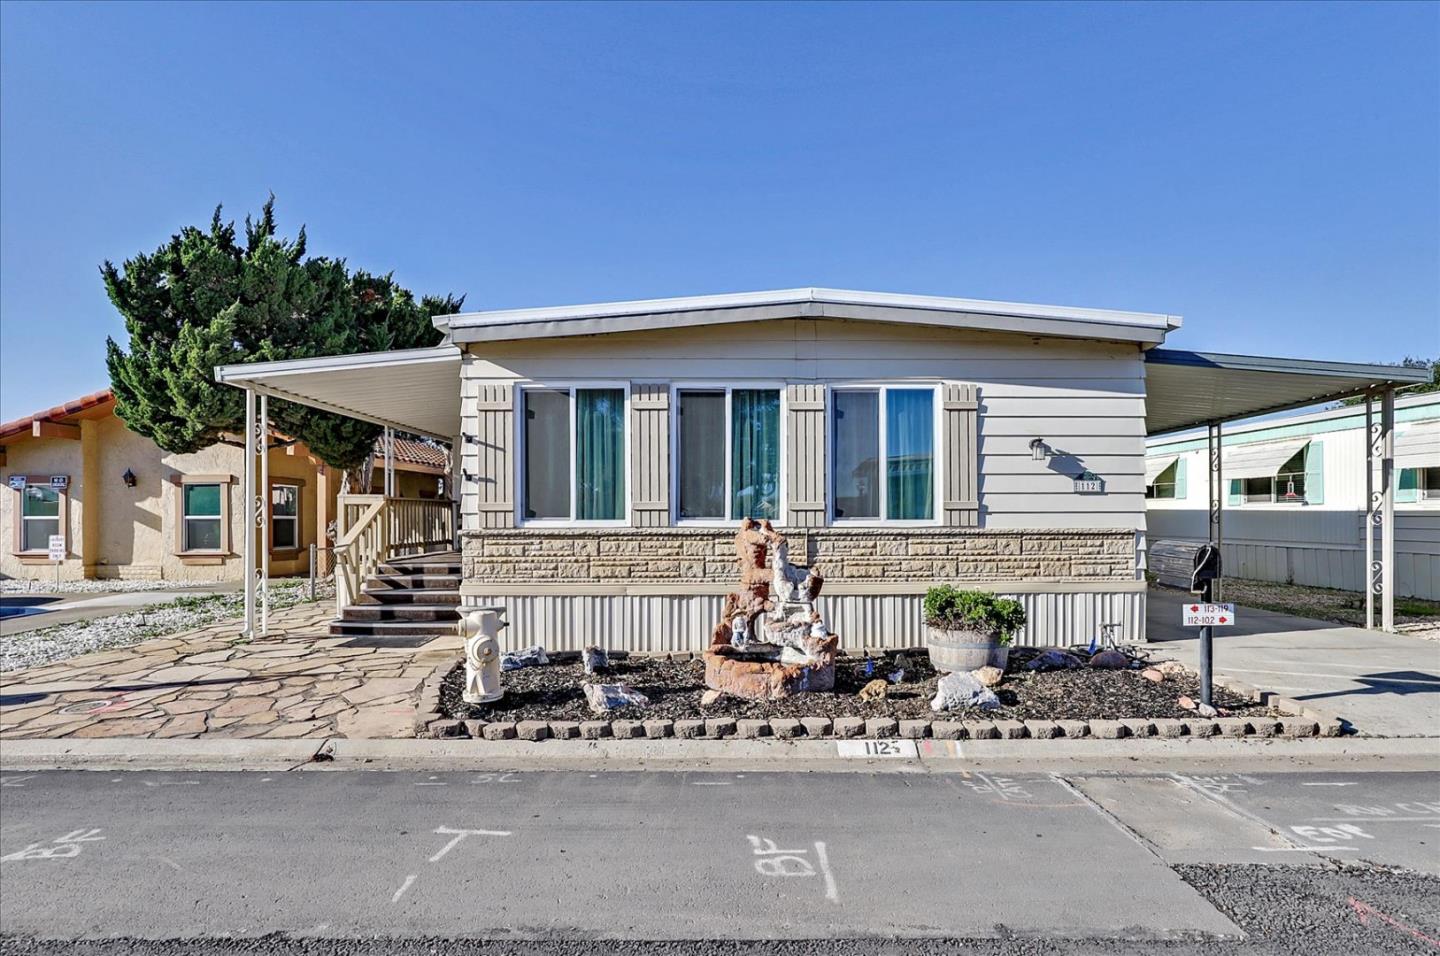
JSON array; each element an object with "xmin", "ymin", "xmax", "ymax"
[{"xmin": 1182, "ymin": 603, "xmax": 1236, "ymax": 627}]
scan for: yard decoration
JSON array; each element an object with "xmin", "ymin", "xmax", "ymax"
[
  {"xmin": 703, "ymin": 519, "xmax": 839, "ymax": 700},
  {"xmin": 923, "ymin": 585, "xmax": 1026, "ymax": 673}
]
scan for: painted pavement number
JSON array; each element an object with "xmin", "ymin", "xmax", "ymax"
[
  {"xmin": 1182, "ymin": 603, "xmax": 1235, "ymax": 626},
  {"xmin": 0, "ymin": 828, "xmax": 104, "ymax": 862},
  {"xmin": 747, "ymin": 835, "xmax": 838, "ymax": 903},
  {"xmin": 835, "ymin": 739, "xmax": 917, "ymax": 758}
]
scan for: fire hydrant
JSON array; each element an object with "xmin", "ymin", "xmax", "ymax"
[{"xmin": 458, "ymin": 606, "xmax": 507, "ymax": 704}]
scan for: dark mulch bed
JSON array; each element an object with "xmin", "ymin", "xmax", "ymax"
[{"xmin": 440, "ymin": 647, "xmax": 1274, "ymax": 723}]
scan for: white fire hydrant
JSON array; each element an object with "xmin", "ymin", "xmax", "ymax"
[{"xmin": 459, "ymin": 606, "xmax": 507, "ymax": 704}]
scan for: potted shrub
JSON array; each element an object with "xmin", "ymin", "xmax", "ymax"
[{"xmin": 922, "ymin": 586, "xmax": 1026, "ymax": 673}]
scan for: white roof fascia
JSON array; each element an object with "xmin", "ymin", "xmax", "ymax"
[
  {"xmin": 435, "ymin": 288, "xmax": 1181, "ymax": 346},
  {"xmin": 1223, "ymin": 438, "xmax": 1311, "ymax": 480}
]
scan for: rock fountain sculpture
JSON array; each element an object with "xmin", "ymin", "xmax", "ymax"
[{"xmin": 703, "ymin": 519, "xmax": 839, "ymax": 699}]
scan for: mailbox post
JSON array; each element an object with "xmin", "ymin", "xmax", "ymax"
[{"xmin": 1191, "ymin": 544, "xmax": 1222, "ymax": 707}]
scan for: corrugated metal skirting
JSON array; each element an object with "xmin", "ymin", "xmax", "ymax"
[{"xmin": 465, "ymin": 590, "xmax": 1148, "ymax": 653}]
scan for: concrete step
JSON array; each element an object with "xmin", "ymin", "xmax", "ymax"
[
  {"xmin": 356, "ymin": 588, "xmax": 463, "ymax": 606},
  {"xmin": 367, "ymin": 573, "xmax": 462, "ymax": 590},
  {"xmin": 327, "ymin": 619, "xmax": 459, "ymax": 638},
  {"xmin": 339, "ymin": 604, "xmax": 461, "ymax": 623},
  {"xmin": 380, "ymin": 561, "xmax": 461, "ymax": 576}
]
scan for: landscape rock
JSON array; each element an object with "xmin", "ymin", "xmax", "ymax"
[
  {"xmin": 972, "ymin": 665, "xmax": 1005, "ymax": 687},
  {"xmin": 1088, "ymin": 649, "xmax": 1132, "ymax": 670},
  {"xmin": 1177, "ymin": 695, "xmax": 1197, "ymax": 711},
  {"xmin": 501, "ymin": 644, "xmax": 549, "ymax": 671},
  {"xmin": 1025, "ymin": 649, "xmax": 1082, "ymax": 671},
  {"xmin": 858, "ymin": 678, "xmax": 890, "ymax": 701},
  {"xmin": 929, "ymin": 672, "xmax": 1001, "ymax": 713},
  {"xmin": 1140, "ymin": 668, "xmax": 1164, "ymax": 683},
  {"xmin": 1155, "ymin": 660, "xmax": 1188, "ymax": 676},
  {"xmin": 581, "ymin": 646, "xmax": 609, "ymax": 675},
  {"xmin": 1197, "ymin": 703, "xmax": 1219, "ymax": 718},
  {"xmin": 582, "ymin": 682, "xmax": 650, "ymax": 714},
  {"xmin": 699, "ymin": 689, "xmax": 723, "ymax": 707}
]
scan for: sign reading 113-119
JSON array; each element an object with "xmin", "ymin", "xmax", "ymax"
[{"xmin": 1182, "ymin": 603, "xmax": 1236, "ymax": 627}]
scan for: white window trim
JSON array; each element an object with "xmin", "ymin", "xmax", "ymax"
[
  {"xmin": 1417, "ymin": 466, "xmax": 1440, "ymax": 504},
  {"xmin": 514, "ymin": 381, "xmax": 632, "ymax": 528},
  {"xmin": 270, "ymin": 482, "xmax": 301, "ymax": 552},
  {"xmin": 825, "ymin": 383, "xmax": 944, "ymax": 528},
  {"xmin": 668, "ymin": 383, "xmax": 788, "ymax": 527},
  {"xmin": 181, "ymin": 482, "xmax": 226, "ymax": 554},
  {"xmin": 17, "ymin": 483, "xmax": 64, "ymax": 554}
]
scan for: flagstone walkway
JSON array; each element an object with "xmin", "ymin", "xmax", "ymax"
[{"xmin": 0, "ymin": 601, "xmax": 458, "ymax": 740}]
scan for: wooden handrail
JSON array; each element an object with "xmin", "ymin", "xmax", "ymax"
[{"xmin": 333, "ymin": 495, "xmax": 456, "ymax": 612}]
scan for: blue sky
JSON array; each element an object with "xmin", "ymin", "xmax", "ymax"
[{"xmin": 1, "ymin": 1, "xmax": 1436, "ymax": 417}]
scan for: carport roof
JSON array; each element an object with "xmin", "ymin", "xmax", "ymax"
[{"xmin": 1145, "ymin": 349, "xmax": 1430, "ymax": 436}]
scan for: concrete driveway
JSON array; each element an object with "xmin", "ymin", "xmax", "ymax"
[
  {"xmin": 0, "ymin": 584, "xmax": 239, "ymax": 635},
  {"xmin": 1147, "ymin": 587, "xmax": 1440, "ymax": 738}
]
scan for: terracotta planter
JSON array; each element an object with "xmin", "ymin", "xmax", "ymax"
[{"xmin": 925, "ymin": 625, "xmax": 1009, "ymax": 673}]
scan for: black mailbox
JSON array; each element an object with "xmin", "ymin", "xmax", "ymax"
[{"xmin": 1191, "ymin": 544, "xmax": 1222, "ymax": 594}]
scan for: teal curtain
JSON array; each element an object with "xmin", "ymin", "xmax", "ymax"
[
  {"xmin": 886, "ymin": 389, "xmax": 934, "ymax": 520},
  {"xmin": 731, "ymin": 389, "xmax": 781, "ymax": 520},
  {"xmin": 576, "ymin": 388, "xmax": 625, "ymax": 520}
]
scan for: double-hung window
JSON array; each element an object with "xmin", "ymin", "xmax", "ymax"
[
  {"xmin": 1146, "ymin": 463, "xmax": 1178, "ymax": 500},
  {"xmin": 1421, "ymin": 466, "xmax": 1440, "ymax": 502},
  {"xmin": 271, "ymin": 483, "xmax": 300, "ymax": 550},
  {"xmin": 830, "ymin": 386, "xmax": 937, "ymax": 522},
  {"xmin": 20, "ymin": 485, "xmax": 61, "ymax": 552},
  {"xmin": 521, "ymin": 386, "xmax": 627, "ymax": 523},
  {"xmin": 674, "ymin": 387, "xmax": 782, "ymax": 522},
  {"xmin": 182, "ymin": 482, "xmax": 224, "ymax": 552},
  {"xmin": 1242, "ymin": 448, "xmax": 1308, "ymax": 504}
]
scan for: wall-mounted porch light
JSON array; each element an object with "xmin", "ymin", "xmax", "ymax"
[
  {"xmin": 121, "ymin": 469, "xmax": 137, "ymax": 488},
  {"xmin": 1028, "ymin": 438, "xmax": 1051, "ymax": 462}
]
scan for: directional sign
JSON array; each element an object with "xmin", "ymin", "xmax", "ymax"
[{"xmin": 1183, "ymin": 602, "xmax": 1235, "ymax": 627}]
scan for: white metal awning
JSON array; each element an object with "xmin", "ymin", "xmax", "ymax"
[
  {"xmin": 1395, "ymin": 420, "xmax": 1440, "ymax": 471},
  {"xmin": 1144, "ymin": 456, "xmax": 1179, "ymax": 484},
  {"xmin": 1223, "ymin": 438, "xmax": 1310, "ymax": 480},
  {"xmin": 1145, "ymin": 350, "xmax": 1430, "ymax": 435},
  {"xmin": 214, "ymin": 346, "xmax": 462, "ymax": 441}
]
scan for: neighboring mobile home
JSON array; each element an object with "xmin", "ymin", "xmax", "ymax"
[
  {"xmin": 215, "ymin": 288, "xmax": 1428, "ymax": 646},
  {"xmin": 0, "ymin": 390, "xmax": 446, "ymax": 583},
  {"xmin": 1145, "ymin": 393, "xmax": 1440, "ymax": 598}
]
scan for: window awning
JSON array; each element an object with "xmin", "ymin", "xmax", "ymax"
[
  {"xmin": 1223, "ymin": 438, "xmax": 1309, "ymax": 480},
  {"xmin": 1144, "ymin": 456, "xmax": 1179, "ymax": 484},
  {"xmin": 1395, "ymin": 420, "xmax": 1440, "ymax": 471}
]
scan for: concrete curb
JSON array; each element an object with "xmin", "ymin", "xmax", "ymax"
[{"xmin": 2, "ymin": 734, "xmax": 1435, "ymax": 773}]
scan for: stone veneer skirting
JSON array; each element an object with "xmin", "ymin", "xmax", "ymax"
[
  {"xmin": 459, "ymin": 528, "xmax": 1142, "ymax": 651},
  {"xmin": 461, "ymin": 527, "xmax": 1136, "ymax": 587}
]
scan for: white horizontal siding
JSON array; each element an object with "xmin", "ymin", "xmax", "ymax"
[{"xmin": 461, "ymin": 319, "xmax": 1148, "ymax": 534}]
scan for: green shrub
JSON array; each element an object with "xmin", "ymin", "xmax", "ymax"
[{"xmin": 922, "ymin": 585, "xmax": 1026, "ymax": 645}]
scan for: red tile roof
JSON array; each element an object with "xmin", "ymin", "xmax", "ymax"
[
  {"xmin": 0, "ymin": 389, "xmax": 115, "ymax": 442},
  {"xmin": 376, "ymin": 436, "xmax": 450, "ymax": 471}
]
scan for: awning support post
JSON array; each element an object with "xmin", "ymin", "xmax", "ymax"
[
  {"xmin": 1381, "ymin": 388, "xmax": 1395, "ymax": 633},
  {"xmin": 242, "ymin": 388, "xmax": 256, "ymax": 637},
  {"xmin": 1207, "ymin": 421, "xmax": 1224, "ymax": 602},
  {"xmin": 383, "ymin": 426, "xmax": 396, "ymax": 498},
  {"xmin": 1364, "ymin": 390, "xmax": 1376, "ymax": 630},
  {"xmin": 258, "ymin": 393, "xmax": 270, "ymax": 636}
]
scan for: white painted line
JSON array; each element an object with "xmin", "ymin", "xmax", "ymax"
[
  {"xmin": 155, "ymin": 856, "xmax": 185, "ymax": 872},
  {"xmin": 414, "ymin": 783, "xmax": 447, "ymax": 787},
  {"xmin": 692, "ymin": 781, "xmax": 733, "ymax": 786},
  {"xmin": 1301, "ymin": 782, "xmax": 1357, "ymax": 787},
  {"xmin": 428, "ymin": 826, "xmax": 511, "ymax": 862},
  {"xmin": 1253, "ymin": 846, "xmax": 1357, "ymax": 853},
  {"xmin": 392, "ymin": 874, "xmax": 417, "ymax": 902},
  {"xmin": 143, "ymin": 780, "xmax": 199, "ymax": 787},
  {"xmin": 1308, "ymin": 817, "xmax": 1440, "ymax": 824},
  {"xmin": 813, "ymin": 840, "xmax": 838, "ymax": 903}
]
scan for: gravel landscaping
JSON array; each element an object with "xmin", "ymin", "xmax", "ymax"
[
  {"xmin": 0, "ymin": 579, "xmax": 334, "ymax": 672},
  {"xmin": 440, "ymin": 646, "xmax": 1271, "ymax": 723}
]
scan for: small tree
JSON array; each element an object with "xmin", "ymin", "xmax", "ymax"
[{"xmin": 104, "ymin": 198, "xmax": 463, "ymax": 472}]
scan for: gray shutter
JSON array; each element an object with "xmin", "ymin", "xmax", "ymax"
[
  {"xmin": 463, "ymin": 380, "xmax": 514, "ymax": 529},
  {"xmin": 943, "ymin": 383, "xmax": 979, "ymax": 527},
  {"xmin": 630, "ymin": 383, "xmax": 670, "ymax": 527},
  {"xmin": 786, "ymin": 384, "xmax": 826, "ymax": 528}
]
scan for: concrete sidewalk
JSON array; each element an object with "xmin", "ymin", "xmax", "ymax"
[
  {"xmin": 1147, "ymin": 587, "xmax": 1440, "ymax": 738},
  {"xmin": 0, "ymin": 584, "xmax": 239, "ymax": 635}
]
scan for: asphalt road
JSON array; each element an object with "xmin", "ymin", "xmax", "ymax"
[
  {"xmin": 0, "ymin": 769, "xmax": 1436, "ymax": 953},
  {"xmin": 0, "ymin": 586, "xmax": 238, "ymax": 636}
]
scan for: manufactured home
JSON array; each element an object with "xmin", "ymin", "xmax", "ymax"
[
  {"xmin": 1145, "ymin": 392, "xmax": 1439, "ymax": 599},
  {"xmin": 214, "ymin": 288, "xmax": 1428, "ymax": 646}
]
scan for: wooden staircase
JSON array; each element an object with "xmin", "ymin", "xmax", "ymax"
[{"xmin": 328, "ymin": 550, "xmax": 462, "ymax": 640}]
